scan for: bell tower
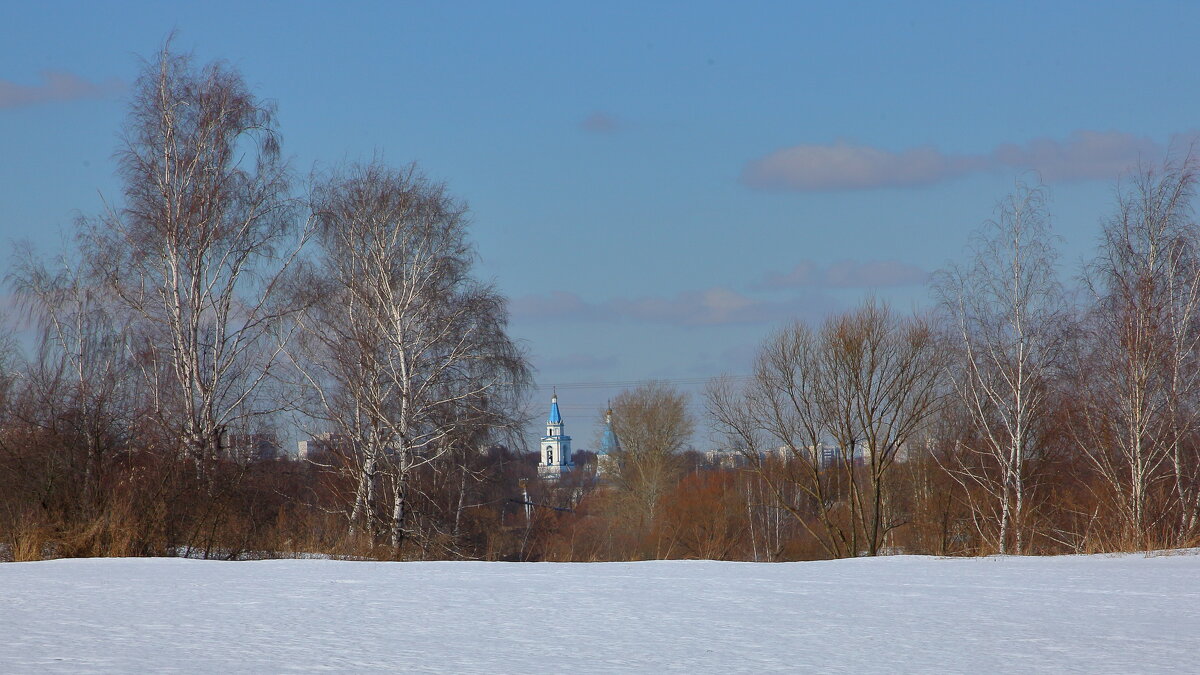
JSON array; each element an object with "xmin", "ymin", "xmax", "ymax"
[{"xmin": 538, "ymin": 391, "xmax": 573, "ymax": 479}]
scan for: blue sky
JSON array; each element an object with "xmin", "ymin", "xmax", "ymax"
[{"xmin": 4, "ymin": 1, "xmax": 1199, "ymax": 444}]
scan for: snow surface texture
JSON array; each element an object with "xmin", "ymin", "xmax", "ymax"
[{"xmin": 2, "ymin": 554, "xmax": 1198, "ymax": 673}]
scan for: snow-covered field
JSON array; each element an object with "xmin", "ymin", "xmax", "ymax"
[{"xmin": 2, "ymin": 553, "xmax": 1198, "ymax": 673}]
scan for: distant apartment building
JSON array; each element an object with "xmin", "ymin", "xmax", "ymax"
[
  {"xmin": 220, "ymin": 431, "xmax": 285, "ymax": 463},
  {"xmin": 297, "ymin": 432, "xmax": 353, "ymax": 462},
  {"xmin": 700, "ymin": 442, "xmax": 913, "ymax": 469}
]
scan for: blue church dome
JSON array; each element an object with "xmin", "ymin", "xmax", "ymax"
[{"xmin": 598, "ymin": 408, "xmax": 620, "ymax": 456}]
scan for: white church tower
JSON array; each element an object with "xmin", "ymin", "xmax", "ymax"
[{"xmin": 537, "ymin": 391, "xmax": 573, "ymax": 480}]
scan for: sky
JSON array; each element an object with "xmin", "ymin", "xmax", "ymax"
[{"xmin": 4, "ymin": 1, "xmax": 1200, "ymax": 446}]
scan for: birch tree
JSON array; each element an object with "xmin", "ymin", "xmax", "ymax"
[
  {"xmin": 290, "ymin": 162, "xmax": 528, "ymax": 549},
  {"xmin": 84, "ymin": 42, "xmax": 300, "ymax": 462},
  {"xmin": 1078, "ymin": 158, "xmax": 1200, "ymax": 547},
  {"xmin": 933, "ymin": 183, "xmax": 1069, "ymax": 554}
]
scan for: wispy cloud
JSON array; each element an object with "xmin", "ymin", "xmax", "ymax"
[
  {"xmin": 742, "ymin": 141, "xmax": 982, "ymax": 191},
  {"xmin": 612, "ymin": 288, "xmax": 767, "ymax": 325},
  {"xmin": 539, "ymin": 353, "xmax": 619, "ymax": 372},
  {"xmin": 580, "ymin": 111, "xmax": 620, "ymax": 134},
  {"xmin": 991, "ymin": 131, "xmax": 1162, "ymax": 182},
  {"xmin": 510, "ymin": 291, "xmax": 598, "ymax": 320},
  {"xmin": 761, "ymin": 259, "xmax": 929, "ymax": 290},
  {"xmin": 0, "ymin": 71, "xmax": 124, "ymax": 110},
  {"xmin": 741, "ymin": 130, "xmax": 1172, "ymax": 192},
  {"xmin": 512, "ymin": 286, "xmax": 838, "ymax": 327}
]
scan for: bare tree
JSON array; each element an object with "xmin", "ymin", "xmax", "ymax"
[
  {"xmin": 607, "ymin": 381, "xmax": 693, "ymax": 540},
  {"xmin": 707, "ymin": 326, "xmax": 855, "ymax": 559},
  {"xmin": 933, "ymin": 183, "xmax": 1070, "ymax": 554},
  {"xmin": 84, "ymin": 40, "xmax": 301, "ymax": 462},
  {"xmin": 818, "ymin": 300, "xmax": 945, "ymax": 556},
  {"xmin": 8, "ymin": 242, "xmax": 136, "ymax": 510},
  {"xmin": 708, "ymin": 300, "xmax": 944, "ymax": 557},
  {"xmin": 1078, "ymin": 157, "xmax": 1200, "ymax": 547},
  {"xmin": 0, "ymin": 316, "xmax": 16, "ymax": 426},
  {"xmin": 289, "ymin": 161, "xmax": 529, "ymax": 549}
]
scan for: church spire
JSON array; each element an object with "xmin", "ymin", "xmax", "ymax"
[{"xmin": 548, "ymin": 389, "xmax": 562, "ymax": 424}]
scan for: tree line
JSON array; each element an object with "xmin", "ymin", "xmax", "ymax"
[
  {"xmin": 548, "ymin": 161, "xmax": 1200, "ymax": 560},
  {"xmin": 695, "ymin": 163, "xmax": 1200, "ymax": 559},
  {"xmin": 2, "ymin": 42, "xmax": 1199, "ymax": 561},
  {"xmin": 0, "ymin": 43, "xmax": 529, "ymax": 561}
]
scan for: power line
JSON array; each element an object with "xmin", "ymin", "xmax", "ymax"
[{"xmin": 531, "ymin": 374, "xmax": 752, "ymax": 391}]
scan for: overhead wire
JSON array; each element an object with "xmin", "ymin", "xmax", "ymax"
[{"xmin": 530, "ymin": 374, "xmax": 752, "ymax": 391}]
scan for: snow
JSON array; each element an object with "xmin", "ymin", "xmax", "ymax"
[{"xmin": 2, "ymin": 553, "xmax": 1198, "ymax": 673}]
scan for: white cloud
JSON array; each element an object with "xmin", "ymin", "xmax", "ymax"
[{"xmin": 742, "ymin": 130, "xmax": 1173, "ymax": 192}]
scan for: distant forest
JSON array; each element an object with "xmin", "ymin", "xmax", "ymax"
[{"xmin": 2, "ymin": 43, "xmax": 1199, "ymax": 562}]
